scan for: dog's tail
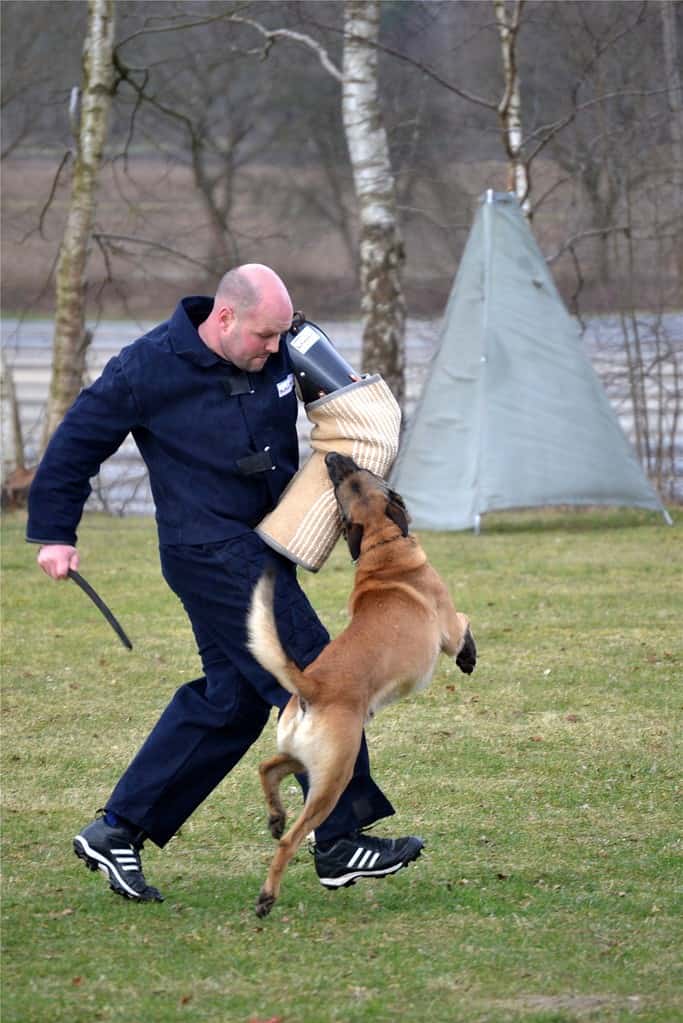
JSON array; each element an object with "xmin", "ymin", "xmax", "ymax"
[{"xmin": 247, "ymin": 567, "xmax": 315, "ymax": 701}]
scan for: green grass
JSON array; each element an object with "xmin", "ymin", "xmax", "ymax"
[{"xmin": 2, "ymin": 507, "xmax": 682, "ymax": 1023}]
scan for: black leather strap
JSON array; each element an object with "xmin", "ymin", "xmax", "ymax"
[
  {"xmin": 222, "ymin": 373, "xmax": 253, "ymax": 397},
  {"xmin": 236, "ymin": 448, "xmax": 275, "ymax": 475}
]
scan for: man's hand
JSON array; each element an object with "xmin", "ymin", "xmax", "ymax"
[{"xmin": 37, "ymin": 544, "xmax": 80, "ymax": 580}]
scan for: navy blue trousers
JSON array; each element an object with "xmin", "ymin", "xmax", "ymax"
[{"xmin": 107, "ymin": 533, "xmax": 394, "ymax": 847}]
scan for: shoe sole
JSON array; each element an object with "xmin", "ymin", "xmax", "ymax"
[
  {"xmin": 73, "ymin": 835, "xmax": 162, "ymax": 902},
  {"xmin": 318, "ymin": 845, "xmax": 423, "ymax": 890}
]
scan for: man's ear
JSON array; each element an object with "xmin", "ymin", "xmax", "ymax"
[
  {"xmin": 386, "ymin": 491, "xmax": 410, "ymax": 536},
  {"xmin": 218, "ymin": 304, "xmax": 236, "ymax": 331},
  {"xmin": 346, "ymin": 522, "xmax": 364, "ymax": 561}
]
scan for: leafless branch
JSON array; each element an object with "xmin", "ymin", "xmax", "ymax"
[
  {"xmin": 546, "ymin": 224, "xmax": 631, "ymax": 265},
  {"xmin": 523, "ymin": 88, "xmax": 671, "ymax": 163},
  {"xmin": 115, "ymin": 5, "xmax": 250, "ymax": 51},
  {"xmin": 112, "ymin": 51, "xmax": 196, "ymax": 134},
  {"xmin": 22, "ymin": 149, "xmax": 73, "ymax": 242},
  {"xmin": 227, "ymin": 16, "xmax": 343, "ymax": 82},
  {"xmin": 91, "ymin": 233, "xmax": 214, "ymax": 272},
  {"xmin": 291, "ymin": 10, "xmax": 497, "ymax": 109}
]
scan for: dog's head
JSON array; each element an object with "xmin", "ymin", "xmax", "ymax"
[{"xmin": 325, "ymin": 452, "xmax": 410, "ymax": 561}]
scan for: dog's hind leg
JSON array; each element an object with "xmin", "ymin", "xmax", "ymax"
[
  {"xmin": 259, "ymin": 753, "xmax": 304, "ymax": 840},
  {"xmin": 255, "ymin": 730, "xmax": 361, "ymax": 918},
  {"xmin": 255, "ymin": 777, "xmax": 350, "ymax": 919}
]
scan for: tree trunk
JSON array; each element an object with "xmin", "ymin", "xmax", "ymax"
[
  {"xmin": 42, "ymin": 0, "xmax": 115, "ymax": 449},
  {"xmin": 342, "ymin": 0, "xmax": 406, "ymax": 408},
  {"xmin": 494, "ymin": 0, "xmax": 530, "ymax": 216},
  {"xmin": 661, "ymin": 0, "xmax": 683, "ymax": 283}
]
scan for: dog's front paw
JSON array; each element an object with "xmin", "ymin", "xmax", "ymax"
[
  {"xmin": 456, "ymin": 628, "xmax": 477, "ymax": 674},
  {"xmin": 255, "ymin": 889, "xmax": 276, "ymax": 918}
]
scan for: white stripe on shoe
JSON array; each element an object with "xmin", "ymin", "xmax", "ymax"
[
  {"xmin": 73, "ymin": 835, "xmax": 142, "ymax": 899},
  {"xmin": 111, "ymin": 846, "xmax": 140, "ymax": 871},
  {"xmin": 346, "ymin": 847, "xmax": 364, "ymax": 868}
]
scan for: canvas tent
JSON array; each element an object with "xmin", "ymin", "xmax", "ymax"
[{"xmin": 391, "ymin": 191, "xmax": 670, "ymax": 530}]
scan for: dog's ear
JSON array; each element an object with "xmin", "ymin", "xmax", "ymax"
[
  {"xmin": 345, "ymin": 522, "xmax": 364, "ymax": 561},
  {"xmin": 385, "ymin": 490, "xmax": 410, "ymax": 537}
]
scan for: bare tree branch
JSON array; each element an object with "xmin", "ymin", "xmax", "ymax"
[
  {"xmin": 228, "ymin": 16, "xmax": 344, "ymax": 82},
  {"xmin": 523, "ymin": 87, "xmax": 671, "ymax": 163},
  {"xmin": 115, "ymin": 6, "xmax": 250, "ymax": 51},
  {"xmin": 290, "ymin": 11, "xmax": 498, "ymax": 109},
  {"xmin": 19, "ymin": 149, "xmax": 73, "ymax": 243},
  {"xmin": 92, "ymin": 232, "xmax": 215, "ymax": 272},
  {"xmin": 546, "ymin": 224, "xmax": 630, "ymax": 265}
]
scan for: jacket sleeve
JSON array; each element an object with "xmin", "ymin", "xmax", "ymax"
[{"xmin": 26, "ymin": 356, "xmax": 141, "ymax": 546}]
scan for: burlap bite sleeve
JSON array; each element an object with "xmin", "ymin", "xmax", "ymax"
[{"xmin": 256, "ymin": 374, "xmax": 401, "ymax": 572}]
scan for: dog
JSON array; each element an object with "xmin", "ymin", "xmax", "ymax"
[{"xmin": 247, "ymin": 451, "xmax": 477, "ymax": 917}]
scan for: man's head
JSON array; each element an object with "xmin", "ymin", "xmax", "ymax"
[{"xmin": 199, "ymin": 264, "xmax": 294, "ymax": 372}]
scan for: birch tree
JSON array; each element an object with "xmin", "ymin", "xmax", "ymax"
[
  {"xmin": 42, "ymin": 0, "xmax": 115, "ymax": 448},
  {"xmin": 342, "ymin": 0, "xmax": 405, "ymax": 405},
  {"xmin": 233, "ymin": 3, "xmax": 406, "ymax": 406},
  {"xmin": 493, "ymin": 0, "xmax": 529, "ymax": 215}
]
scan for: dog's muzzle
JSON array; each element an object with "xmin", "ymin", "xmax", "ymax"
[{"xmin": 324, "ymin": 451, "xmax": 358, "ymax": 487}]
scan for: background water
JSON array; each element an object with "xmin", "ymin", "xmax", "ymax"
[{"xmin": 2, "ymin": 313, "xmax": 681, "ymax": 513}]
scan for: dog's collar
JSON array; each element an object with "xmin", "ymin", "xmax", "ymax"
[{"xmin": 357, "ymin": 533, "xmax": 414, "ymax": 560}]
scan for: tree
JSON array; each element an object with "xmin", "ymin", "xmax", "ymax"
[
  {"xmin": 109, "ymin": 6, "xmax": 293, "ymax": 274},
  {"xmin": 231, "ymin": 2, "xmax": 406, "ymax": 404},
  {"xmin": 493, "ymin": 0, "xmax": 530, "ymax": 214},
  {"xmin": 42, "ymin": 0, "xmax": 116, "ymax": 449},
  {"xmin": 0, "ymin": 350, "xmax": 32, "ymax": 507},
  {"xmin": 342, "ymin": 0, "xmax": 405, "ymax": 404}
]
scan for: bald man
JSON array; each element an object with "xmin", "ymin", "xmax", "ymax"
[{"xmin": 27, "ymin": 266, "xmax": 422, "ymax": 905}]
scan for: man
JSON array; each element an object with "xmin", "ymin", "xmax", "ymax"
[{"xmin": 28, "ymin": 264, "xmax": 423, "ymax": 903}]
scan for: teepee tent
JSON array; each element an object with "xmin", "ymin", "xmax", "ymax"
[{"xmin": 391, "ymin": 191, "xmax": 670, "ymax": 530}]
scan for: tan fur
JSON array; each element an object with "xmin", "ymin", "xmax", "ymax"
[{"xmin": 247, "ymin": 454, "xmax": 476, "ymax": 917}]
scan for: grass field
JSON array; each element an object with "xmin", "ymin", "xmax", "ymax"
[{"xmin": 1, "ymin": 507, "xmax": 681, "ymax": 1023}]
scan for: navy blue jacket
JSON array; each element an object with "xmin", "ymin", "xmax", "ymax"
[{"xmin": 27, "ymin": 297, "xmax": 300, "ymax": 546}]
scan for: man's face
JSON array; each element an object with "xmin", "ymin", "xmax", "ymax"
[{"xmin": 218, "ymin": 300, "xmax": 292, "ymax": 372}]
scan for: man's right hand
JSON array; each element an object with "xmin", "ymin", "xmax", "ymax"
[{"xmin": 37, "ymin": 544, "xmax": 80, "ymax": 580}]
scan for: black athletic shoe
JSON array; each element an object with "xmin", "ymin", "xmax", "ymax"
[
  {"xmin": 314, "ymin": 832, "xmax": 424, "ymax": 889},
  {"xmin": 73, "ymin": 816, "xmax": 164, "ymax": 902}
]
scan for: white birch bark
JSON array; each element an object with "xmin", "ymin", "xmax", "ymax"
[
  {"xmin": 494, "ymin": 0, "xmax": 530, "ymax": 216},
  {"xmin": 1, "ymin": 349, "xmax": 26, "ymax": 473},
  {"xmin": 42, "ymin": 0, "xmax": 115, "ymax": 448},
  {"xmin": 342, "ymin": 0, "xmax": 405, "ymax": 406}
]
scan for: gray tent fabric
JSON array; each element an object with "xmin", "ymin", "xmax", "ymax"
[{"xmin": 391, "ymin": 191, "xmax": 669, "ymax": 530}]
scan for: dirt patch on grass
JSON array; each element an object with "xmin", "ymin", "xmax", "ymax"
[{"xmin": 486, "ymin": 993, "xmax": 646, "ymax": 1018}]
